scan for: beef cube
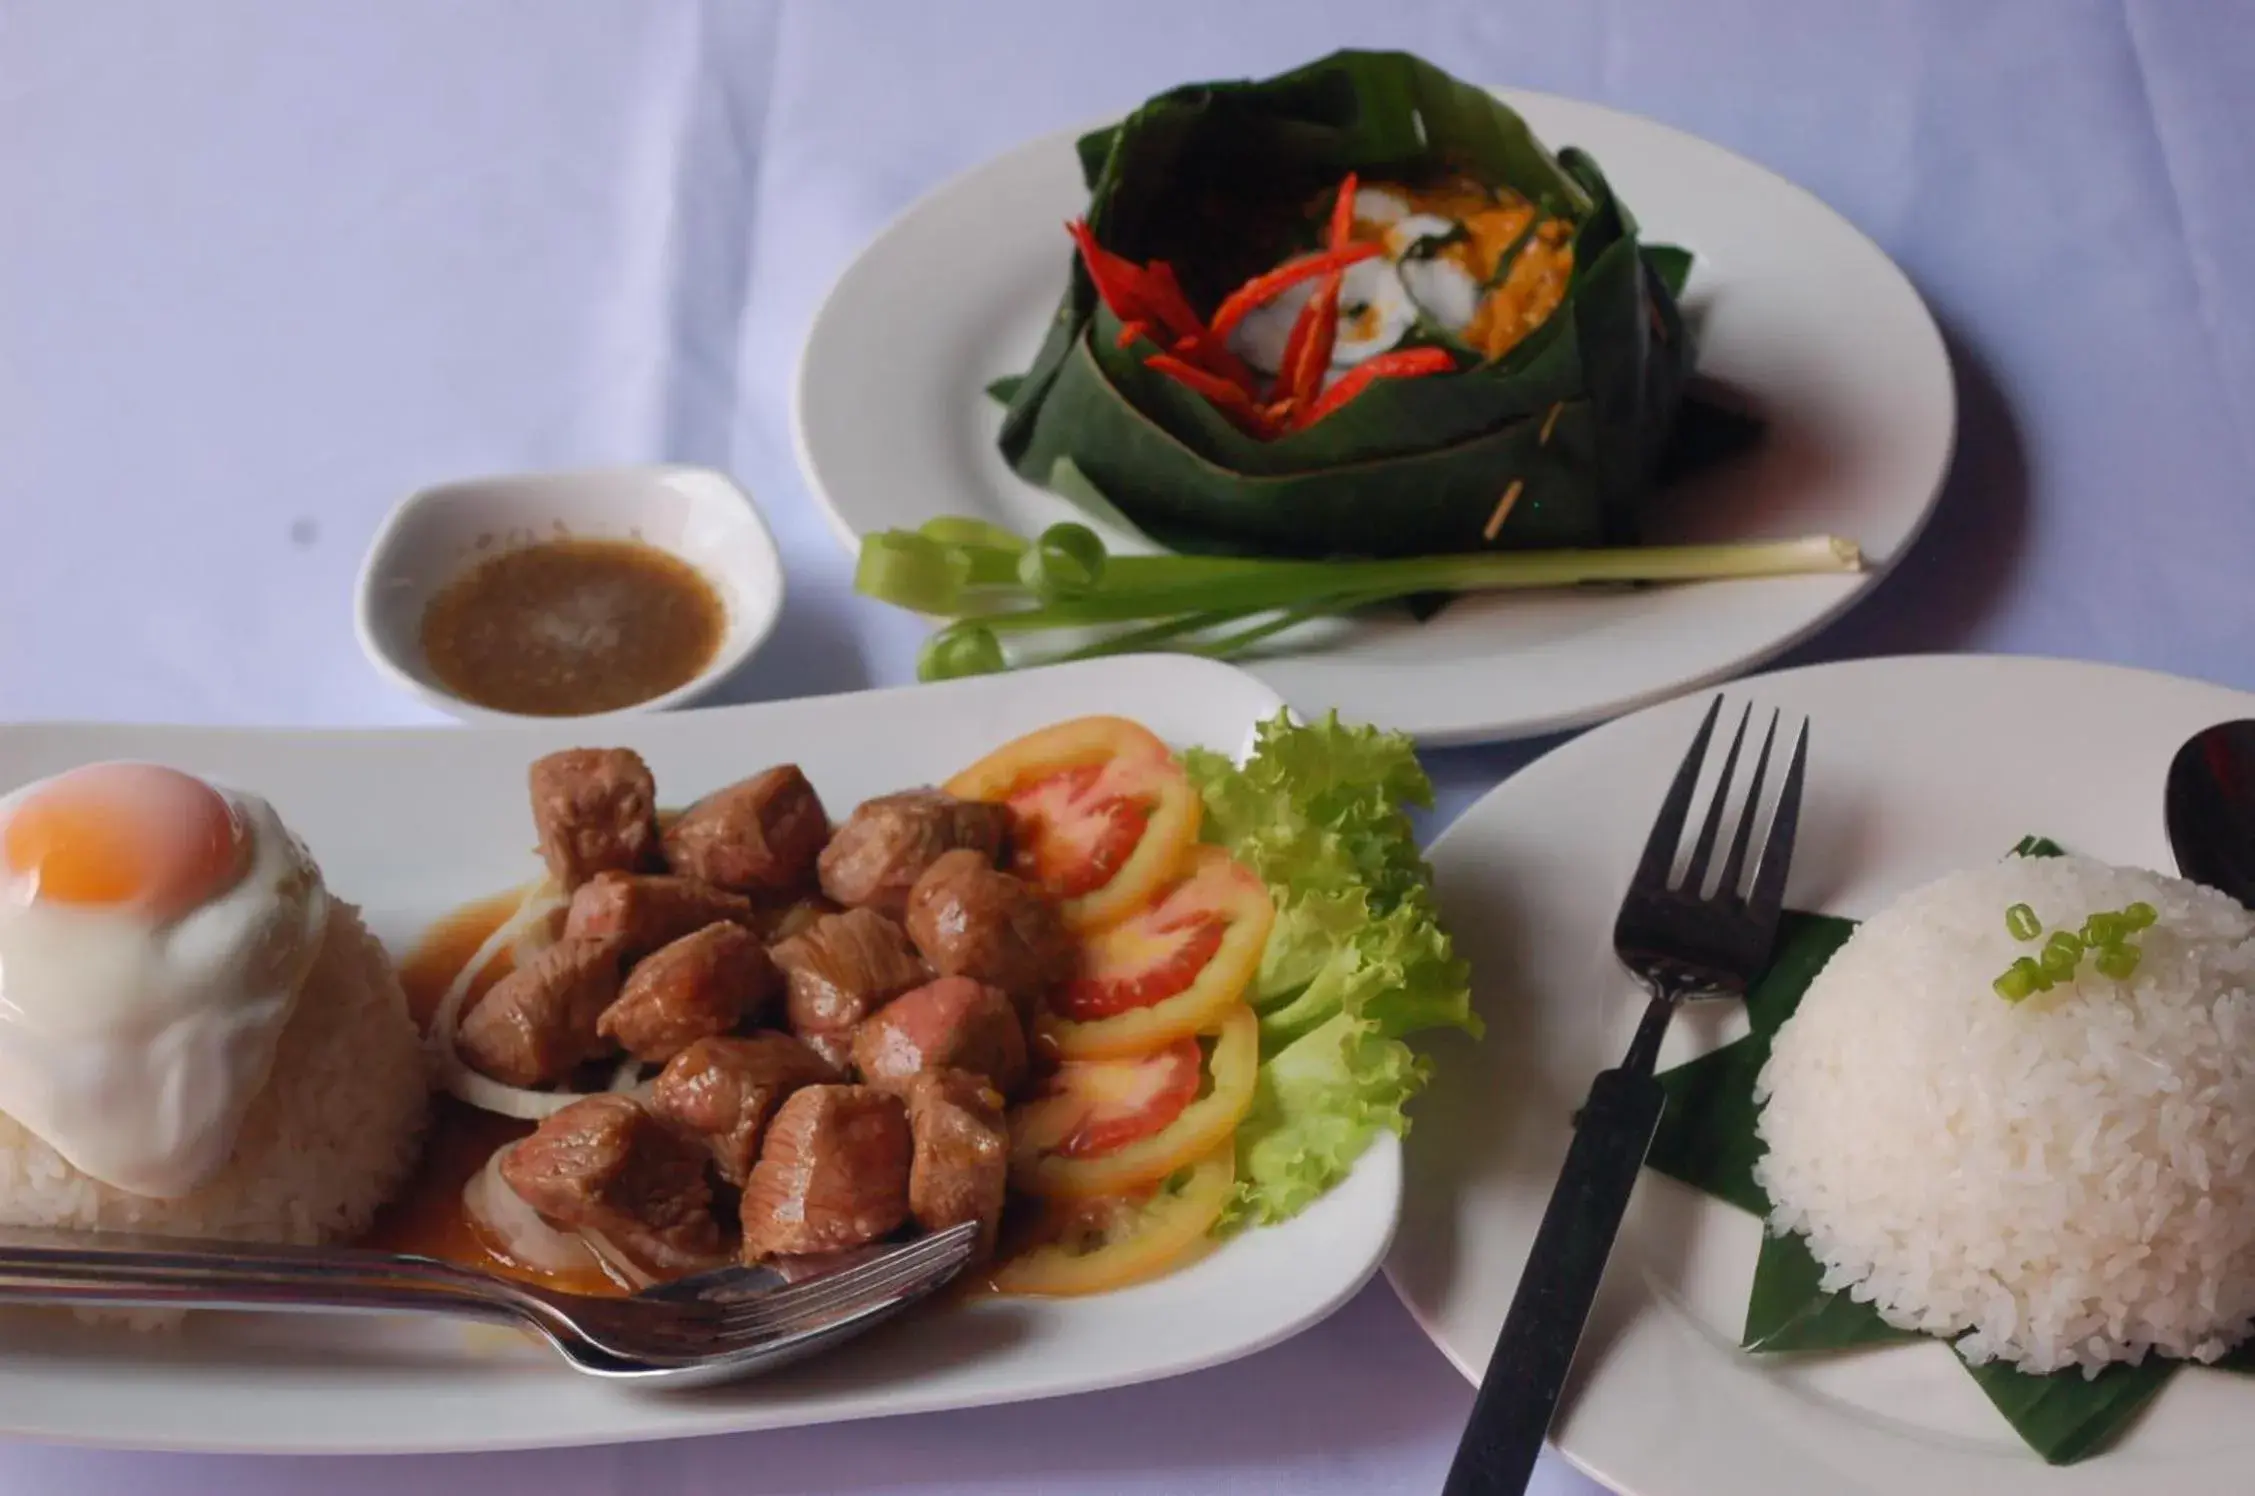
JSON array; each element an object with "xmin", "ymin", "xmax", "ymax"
[
  {"xmin": 650, "ymin": 1033, "xmax": 841, "ymax": 1185},
  {"xmin": 800, "ymin": 1030, "xmax": 859, "ymax": 1076},
  {"xmin": 904, "ymin": 849, "xmax": 1073, "ymax": 1008},
  {"xmin": 597, "ymin": 922, "xmax": 780, "ymax": 1064},
  {"xmin": 739, "ymin": 1085, "xmax": 911, "ymax": 1259},
  {"xmin": 663, "ymin": 766, "xmax": 829, "ymax": 894},
  {"xmin": 770, "ymin": 906, "xmax": 928, "ymax": 1037},
  {"xmin": 902, "ymin": 1069, "xmax": 1009, "ymax": 1261},
  {"xmin": 817, "ymin": 789, "xmax": 1011, "ymax": 918},
  {"xmin": 852, "ymin": 976, "xmax": 1027, "ymax": 1098},
  {"xmin": 499, "ymin": 1093, "xmax": 722, "ymax": 1274},
  {"xmin": 762, "ymin": 893, "xmax": 840, "ymax": 944},
  {"xmin": 456, "ymin": 935, "xmax": 628, "ymax": 1087},
  {"xmin": 563, "ymin": 871, "xmax": 759, "ymax": 960},
  {"xmin": 528, "ymin": 749, "xmax": 660, "ymax": 891}
]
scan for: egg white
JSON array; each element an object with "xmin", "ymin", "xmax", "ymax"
[{"xmin": 0, "ymin": 776, "xmax": 329, "ymax": 1198}]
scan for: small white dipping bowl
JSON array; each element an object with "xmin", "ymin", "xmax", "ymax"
[{"xmin": 354, "ymin": 465, "xmax": 785, "ymax": 723}]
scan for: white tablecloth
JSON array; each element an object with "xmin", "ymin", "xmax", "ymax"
[{"xmin": 3, "ymin": 1, "xmax": 2253, "ymax": 1490}]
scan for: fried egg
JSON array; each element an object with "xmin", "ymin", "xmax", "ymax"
[{"xmin": 0, "ymin": 764, "xmax": 329, "ymax": 1198}]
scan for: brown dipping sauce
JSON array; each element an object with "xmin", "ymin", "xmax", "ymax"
[{"xmin": 420, "ymin": 538, "xmax": 726, "ymax": 716}]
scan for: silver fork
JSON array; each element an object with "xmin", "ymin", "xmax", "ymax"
[
  {"xmin": 0, "ymin": 1219, "xmax": 980, "ymax": 1387},
  {"xmin": 1442, "ymin": 695, "xmax": 1808, "ymax": 1495}
]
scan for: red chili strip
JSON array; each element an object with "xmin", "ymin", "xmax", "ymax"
[
  {"xmin": 1207, "ymin": 241, "xmax": 1385, "ymax": 341},
  {"xmin": 1296, "ymin": 347, "xmax": 1457, "ymax": 428},
  {"xmin": 1116, "ymin": 319, "xmax": 1151, "ymax": 350},
  {"xmin": 1145, "ymin": 354, "xmax": 1281, "ymax": 437},
  {"xmin": 1066, "ymin": 219, "xmax": 1164, "ymax": 327},
  {"xmin": 1328, "ymin": 171, "xmax": 1360, "ymax": 251},
  {"xmin": 1143, "ymin": 262, "xmax": 1258, "ymax": 391},
  {"xmin": 1281, "ymin": 274, "xmax": 1344, "ymax": 412},
  {"xmin": 1136, "ymin": 261, "xmax": 1206, "ymax": 344}
]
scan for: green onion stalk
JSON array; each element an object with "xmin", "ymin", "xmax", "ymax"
[
  {"xmin": 856, "ymin": 518, "xmax": 1864, "ymax": 683},
  {"xmin": 1991, "ymin": 899, "xmax": 2155, "ymax": 1000}
]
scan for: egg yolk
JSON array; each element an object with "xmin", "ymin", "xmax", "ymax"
[{"xmin": 3, "ymin": 764, "xmax": 245, "ymax": 920}]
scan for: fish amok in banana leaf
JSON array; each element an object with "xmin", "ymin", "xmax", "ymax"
[{"xmin": 992, "ymin": 50, "xmax": 1698, "ymax": 560}]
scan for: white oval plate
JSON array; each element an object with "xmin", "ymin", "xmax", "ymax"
[
  {"xmin": 1388, "ymin": 654, "xmax": 2255, "ymax": 1495},
  {"xmin": 0, "ymin": 655, "xmax": 1399, "ymax": 1455},
  {"xmin": 794, "ymin": 92, "xmax": 1954, "ymax": 745}
]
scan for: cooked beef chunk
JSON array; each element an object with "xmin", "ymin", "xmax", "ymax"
[
  {"xmin": 597, "ymin": 922, "xmax": 780, "ymax": 1064},
  {"xmin": 761, "ymin": 893, "xmax": 840, "ymax": 944},
  {"xmin": 662, "ymin": 766, "xmax": 829, "ymax": 894},
  {"xmin": 800, "ymin": 1030, "xmax": 859, "ymax": 1075},
  {"xmin": 739, "ymin": 1085, "xmax": 911, "ymax": 1259},
  {"xmin": 817, "ymin": 789, "xmax": 1011, "ymax": 918},
  {"xmin": 527, "ymin": 749, "xmax": 661, "ymax": 891},
  {"xmin": 852, "ymin": 976, "xmax": 1027, "ymax": 1098},
  {"xmin": 770, "ymin": 906, "xmax": 928, "ymax": 1037},
  {"xmin": 647, "ymin": 1033, "xmax": 840, "ymax": 1184},
  {"xmin": 902, "ymin": 1069, "xmax": 1009, "ymax": 1261},
  {"xmin": 563, "ymin": 871, "xmax": 759, "ymax": 960},
  {"xmin": 903, "ymin": 849, "xmax": 1073, "ymax": 1008},
  {"xmin": 456, "ymin": 935, "xmax": 628, "ymax": 1087},
  {"xmin": 499, "ymin": 1093, "xmax": 722, "ymax": 1273}
]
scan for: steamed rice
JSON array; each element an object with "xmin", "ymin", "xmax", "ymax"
[
  {"xmin": 1753, "ymin": 855, "xmax": 2255, "ymax": 1375},
  {"xmin": 0, "ymin": 901, "xmax": 427, "ymax": 1253}
]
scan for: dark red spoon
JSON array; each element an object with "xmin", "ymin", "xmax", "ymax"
[{"xmin": 2165, "ymin": 720, "xmax": 2255, "ymax": 908}]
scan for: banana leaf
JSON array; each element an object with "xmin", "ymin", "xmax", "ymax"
[
  {"xmin": 1647, "ymin": 839, "xmax": 2255, "ymax": 1465},
  {"xmin": 993, "ymin": 50, "xmax": 1696, "ymax": 559}
]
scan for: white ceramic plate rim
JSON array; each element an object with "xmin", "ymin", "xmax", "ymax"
[
  {"xmin": 0, "ymin": 655, "xmax": 1399, "ymax": 1455},
  {"xmin": 1387, "ymin": 652, "xmax": 2255, "ymax": 1496},
  {"xmin": 793, "ymin": 89, "xmax": 1955, "ymax": 745}
]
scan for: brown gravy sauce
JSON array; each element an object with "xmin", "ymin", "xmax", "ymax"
[
  {"xmin": 366, "ymin": 893, "xmax": 627, "ymax": 1297},
  {"xmin": 419, "ymin": 537, "xmax": 726, "ymax": 717}
]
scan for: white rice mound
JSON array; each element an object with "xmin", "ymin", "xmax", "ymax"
[
  {"xmin": 1753, "ymin": 854, "xmax": 2255, "ymax": 1375},
  {"xmin": 0, "ymin": 901, "xmax": 428, "ymax": 1251}
]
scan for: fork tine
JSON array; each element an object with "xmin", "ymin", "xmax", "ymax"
[
  {"xmin": 1715, "ymin": 710, "xmax": 1781, "ymax": 901},
  {"xmin": 1682, "ymin": 703, "xmax": 1751, "ymax": 897},
  {"xmin": 1629, "ymin": 695, "xmax": 1722, "ymax": 893},
  {"xmin": 1745, "ymin": 718, "xmax": 1809, "ymax": 925},
  {"xmin": 712, "ymin": 1253, "xmax": 959, "ymax": 1342},
  {"xmin": 714, "ymin": 1225, "xmax": 977, "ymax": 1332}
]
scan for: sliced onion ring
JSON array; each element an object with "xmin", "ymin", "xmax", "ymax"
[
  {"xmin": 428, "ymin": 879, "xmax": 614, "ymax": 1120},
  {"xmin": 578, "ymin": 1228, "xmax": 660, "ymax": 1291},
  {"xmin": 461, "ymin": 1142, "xmax": 602, "ymax": 1277}
]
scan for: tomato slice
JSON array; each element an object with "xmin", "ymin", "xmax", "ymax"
[
  {"xmin": 1041, "ymin": 846, "xmax": 1275, "ymax": 1060},
  {"xmin": 986, "ymin": 1146, "xmax": 1233, "ymax": 1297},
  {"xmin": 1011, "ymin": 1004, "xmax": 1257, "ymax": 1199},
  {"xmin": 945, "ymin": 716, "xmax": 1200, "ymax": 931},
  {"xmin": 1012, "ymin": 1037, "xmax": 1202, "ymax": 1159}
]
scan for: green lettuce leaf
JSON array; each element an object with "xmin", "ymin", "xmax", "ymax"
[
  {"xmin": 1186, "ymin": 710, "xmax": 1478, "ymax": 1225},
  {"xmin": 1230, "ymin": 1010, "xmax": 1427, "ymax": 1226}
]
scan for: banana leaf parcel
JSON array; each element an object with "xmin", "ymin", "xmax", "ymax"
[{"xmin": 992, "ymin": 49, "xmax": 1698, "ymax": 559}]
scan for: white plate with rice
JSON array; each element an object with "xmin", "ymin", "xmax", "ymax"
[
  {"xmin": 1389, "ymin": 652, "xmax": 2255, "ymax": 1495},
  {"xmin": 0, "ymin": 655, "xmax": 1400, "ymax": 1455}
]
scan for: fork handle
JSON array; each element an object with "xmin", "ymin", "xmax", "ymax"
[
  {"xmin": 1440, "ymin": 1058, "xmax": 1667, "ymax": 1496},
  {"xmin": 0, "ymin": 1257, "xmax": 518, "ymax": 1325}
]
